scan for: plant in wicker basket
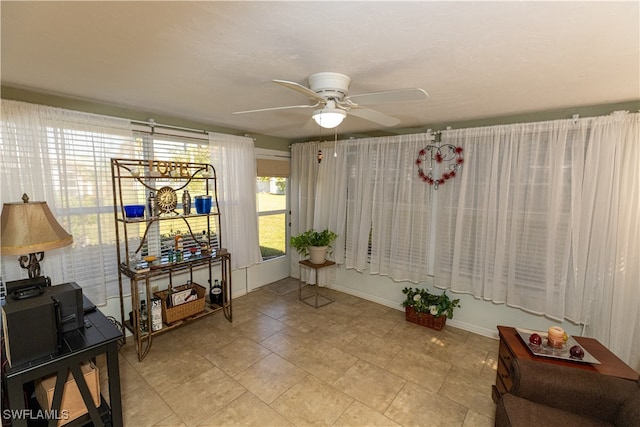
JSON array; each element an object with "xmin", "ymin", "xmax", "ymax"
[{"xmin": 401, "ymin": 287, "xmax": 461, "ymax": 330}]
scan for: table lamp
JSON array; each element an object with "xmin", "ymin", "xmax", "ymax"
[{"xmin": 1, "ymin": 193, "xmax": 73, "ymax": 279}]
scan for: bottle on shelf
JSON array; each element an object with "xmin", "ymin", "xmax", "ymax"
[
  {"xmin": 166, "ymin": 285, "xmax": 174, "ymax": 308},
  {"xmin": 182, "ymin": 190, "xmax": 191, "ymax": 215},
  {"xmin": 151, "ymin": 297, "xmax": 163, "ymax": 331},
  {"xmin": 210, "ymin": 279, "xmax": 223, "ymax": 306},
  {"xmin": 175, "ymin": 234, "xmax": 184, "ymax": 262},
  {"xmin": 200, "ymin": 230, "xmax": 210, "ymax": 255},
  {"xmin": 140, "ymin": 299, "xmax": 149, "ymax": 333},
  {"xmin": 147, "ymin": 192, "xmax": 158, "ymax": 218}
]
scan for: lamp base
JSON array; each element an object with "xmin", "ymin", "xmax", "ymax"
[{"xmin": 18, "ymin": 251, "xmax": 45, "ymax": 279}]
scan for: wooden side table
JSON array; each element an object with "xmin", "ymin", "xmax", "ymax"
[
  {"xmin": 298, "ymin": 259, "xmax": 335, "ymax": 308},
  {"xmin": 493, "ymin": 325, "xmax": 639, "ymax": 403}
]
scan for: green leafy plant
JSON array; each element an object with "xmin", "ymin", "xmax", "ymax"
[
  {"xmin": 289, "ymin": 228, "xmax": 338, "ymax": 256},
  {"xmin": 402, "ymin": 287, "xmax": 461, "ymax": 319}
]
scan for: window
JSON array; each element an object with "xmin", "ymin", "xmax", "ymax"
[
  {"xmin": 0, "ymin": 101, "xmax": 138, "ymax": 305},
  {"xmin": 256, "ymin": 156, "xmax": 290, "ymax": 260}
]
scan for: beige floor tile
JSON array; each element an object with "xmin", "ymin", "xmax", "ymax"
[
  {"xmin": 117, "ymin": 280, "xmax": 499, "ymax": 426},
  {"xmin": 118, "ymin": 355, "xmax": 148, "ymax": 397},
  {"xmin": 384, "ymin": 382, "xmax": 468, "ymax": 427},
  {"xmin": 463, "ymin": 409, "xmax": 494, "ymax": 427},
  {"xmin": 318, "ymin": 297, "xmax": 366, "ymax": 319},
  {"xmin": 175, "ymin": 314, "xmax": 244, "ymax": 351},
  {"xmin": 287, "ymin": 342, "xmax": 359, "ymax": 384},
  {"xmin": 333, "ymin": 400, "xmax": 401, "ymax": 427},
  {"xmin": 233, "ymin": 353, "xmax": 307, "ymax": 404},
  {"xmin": 428, "ymin": 339, "xmax": 490, "ymax": 373},
  {"xmin": 233, "ymin": 313, "xmax": 287, "ymax": 342},
  {"xmin": 259, "ymin": 326, "xmax": 318, "ymax": 359},
  {"xmin": 343, "ymin": 331, "xmax": 403, "ymax": 368},
  {"xmin": 127, "ymin": 340, "xmax": 216, "ymax": 394},
  {"xmin": 262, "ymin": 277, "xmax": 300, "ymax": 295},
  {"xmin": 122, "ymin": 385, "xmax": 176, "ymax": 427},
  {"xmin": 438, "ymin": 366, "xmax": 496, "ymax": 419},
  {"xmin": 254, "ymin": 297, "xmax": 305, "ymax": 320},
  {"xmin": 154, "ymin": 413, "xmax": 188, "ymax": 426},
  {"xmin": 465, "ymin": 333, "xmax": 499, "ymax": 354},
  {"xmin": 203, "ymin": 336, "xmax": 271, "ymax": 377},
  {"xmin": 234, "ymin": 288, "xmax": 280, "ymax": 305},
  {"xmin": 333, "ymin": 360, "xmax": 406, "ymax": 413},
  {"xmin": 198, "ymin": 391, "xmax": 294, "ymax": 426},
  {"xmin": 386, "ymin": 346, "xmax": 452, "ymax": 393},
  {"xmin": 312, "ymin": 320, "xmax": 361, "ymax": 349},
  {"xmin": 282, "ymin": 303, "xmax": 338, "ymax": 332},
  {"xmin": 271, "ymin": 375, "xmax": 353, "ymax": 426},
  {"xmin": 348, "ymin": 311, "xmax": 402, "ymax": 338},
  {"xmin": 381, "ymin": 321, "xmax": 437, "ymax": 352},
  {"xmin": 161, "ymin": 366, "xmax": 246, "ymax": 426}
]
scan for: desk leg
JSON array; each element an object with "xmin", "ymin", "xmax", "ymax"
[
  {"xmin": 5, "ymin": 375, "xmax": 27, "ymax": 427},
  {"xmin": 106, "ymin": 342, "xmax": 123, "ymax": 427},
  {"xmin": 69, "ymin": 363, "xmax": 102, "ymax": 425}
]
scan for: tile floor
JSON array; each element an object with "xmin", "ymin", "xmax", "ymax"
[{"xmin": 114, "ymin": 277, "xmax": 499, "ymax": 426}]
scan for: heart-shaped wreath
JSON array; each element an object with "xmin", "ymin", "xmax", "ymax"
[{"xmin": 416, "ymin": 145, "xmax": 464, "ymax": 189}]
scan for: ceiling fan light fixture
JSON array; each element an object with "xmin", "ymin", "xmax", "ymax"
[{"xmin": 312, "ymin": 107, "xmax": 346, "ymax": 129}]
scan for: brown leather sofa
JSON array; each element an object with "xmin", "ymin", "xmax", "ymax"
[{"xmin": 495, "ymin": 358, "xmax": 640, "ymax": 427}]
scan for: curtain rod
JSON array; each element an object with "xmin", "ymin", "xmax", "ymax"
[
  {"xmin": 131, "ymin": 119, "xmax": 257, "ymax": 141},
  {"xmin": 131, "ymin": 119, "xmax": 208, "ymax": 135}
]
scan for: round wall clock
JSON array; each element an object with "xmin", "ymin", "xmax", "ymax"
[{"xmin": 156, "ymin": 186, "xmax": 177, "ymax": 213}]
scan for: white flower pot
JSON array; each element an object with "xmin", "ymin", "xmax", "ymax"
[{"xmin": 308, "ymin": 246, "xmax": 328, "ymax": 264}]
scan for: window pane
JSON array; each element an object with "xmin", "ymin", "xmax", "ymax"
[
  {"xmin": 259, "ymin": 213, "xmax": 286, "ymax": 260},
  {"xmin": 257, "ymin": 178, "xmax": 287, "ymax": 212},
  {"xmin": 257, "ymin": 177, "xmax": 287, "ymax": 260}
]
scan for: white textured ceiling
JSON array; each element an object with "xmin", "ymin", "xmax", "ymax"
[{"xmin": 2, "ymin": 1, "xmax": 639, "ymax": 140}]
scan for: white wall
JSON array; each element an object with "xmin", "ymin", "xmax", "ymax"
[{"xmin": 326, "ymin": 265, "xmax": 583, "ymax": 339}]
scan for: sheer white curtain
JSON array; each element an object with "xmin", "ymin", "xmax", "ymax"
[
  {"xmin": 314, "ymin": 141, "xmax": 348, "ymax": 262},
  {"xmin": 289, "ymin": 140, "xmax": 347, "ymax": 283},
  {"xmin": 344, "ymin": 140, "xmax": 376, "ymax": 271},
  {"xmin": 289, "ymin": 141, "xmax": 319, "ymax": 279},
  {"xmin": 291, "ymin": 133, "xmax": 434, "ymax": 283},
  {"xmin": 208, "ymin": 132, "xmax": 262, "ymax": 270},
  {"xmin": 435, "ymin": 121, "xmax": 576, "ymax": 318},
  {"xmin": 435, "ymin": 112, "xmax": 640, "ymax": 369},
  {"xmin": 571, "ymin": 112, "xmax": 640, "ymax": 370},
  {"xmin": 1, "ymin": 100, "xmax": 135, "ymax": 305},
  {"xmin": 349, "ymin": 134, "xmax": 433, "ymax": 282}
]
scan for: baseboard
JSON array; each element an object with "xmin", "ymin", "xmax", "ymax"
[{"xmin": 330, "ymin": 283, "xmax": 498, "ymax": 340}]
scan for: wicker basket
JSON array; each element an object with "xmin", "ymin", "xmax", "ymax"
[
  {"xmin": 405, "ymin": 306, "xmax": 446, "ymax": 331},
  {"xmin": 154, "ymin": 283, "xmax": 206, "ymax": 325}
]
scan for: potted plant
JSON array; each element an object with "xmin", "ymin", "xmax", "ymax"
[
  {"xmin": 401, "ymin": 287, "xmax": 461, "ymax": 330},
  {"xmin": 290, "ymin": 228, "xmax": 338, "ymax": 264}
]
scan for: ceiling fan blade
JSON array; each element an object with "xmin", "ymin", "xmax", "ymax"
[
  {"xmin": 273, "ymin": 79, "xmax": 327, "ymax": 103},
  {"xmin": 233, "ymin": 103, "xmax": 317, "ymax": 115},
  {"xmin": 349, "ymin": 107, "xmax": 401, "ymax": 127},
  {"xmin": 347, "ymin": 88, "xmax": 429, "ymax": 106}
]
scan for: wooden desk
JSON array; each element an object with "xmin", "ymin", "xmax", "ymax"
[
  {"xmin": 3, "ymin": 308, "xmax": 123, "ymax": 426},
  {"xmin": 298, "ymin": 260, "xmax": 335, "ymax": 308},
  {"xmin": 493, "ymin": 325, "xmax": 639, "ymax": 402}
]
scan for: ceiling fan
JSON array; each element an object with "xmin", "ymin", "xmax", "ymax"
[{"xmin": 233, "ymin": 72, "xmax": 429, "ymax": 129}]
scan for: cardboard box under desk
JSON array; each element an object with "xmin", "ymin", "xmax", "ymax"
[{"xmin": 35, "ymin": 361, "xmax": 100, "ymax": 426}]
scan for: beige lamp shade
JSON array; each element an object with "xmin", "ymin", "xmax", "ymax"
[{"xmin": 1, "ymin": 199, "xmax": 73, "ymax": 255}]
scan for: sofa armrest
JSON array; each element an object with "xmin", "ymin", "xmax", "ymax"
[{"xmin": 510, "ymin": 358, "xmax": 639, "ymax": 423}]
